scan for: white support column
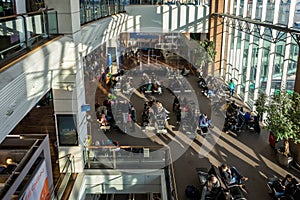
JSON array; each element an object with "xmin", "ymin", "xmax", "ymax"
[
  {"xmin": 225, "ymin": 28, "xmax": 233, "ymax": 82},
  {"xmin": 225, "ymin": 0, "xmax": 235, "ymax": 82},
  {"xmin": 220, "ymin": 0, "xmax": 229, "ymax": 78},
  {"xmin": 265, "ymin": 0, "xmax": 280, "ymax": 97},
  {"xmin": 237, "ymin": 1, "xmax": 249, "ymax": 95},
  {"xmin": 281, "ymin": 0, "xmax": 297, "ymax": 90},
  {"xmin": 244, "ymin": 0, "xmax": 257, "ymax": 103},
  {"xmin": 253, "ymin": 0, "xmax": 268, "ymax": 105},
  {"xmin": 45, "ymin": 0, "xmax": 86, "ymax": 173},
  {"xmin": 45, "ymin": 0, "xmax": 81, "ymax": 34},
  {"xmin": 231, "ymin": 0, "xmax": 240, "ymax": 82}
]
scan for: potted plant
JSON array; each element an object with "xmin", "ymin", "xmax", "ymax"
[{"xmin": 265, "ymin": 91, "xmax": 300, "ymax": 167}]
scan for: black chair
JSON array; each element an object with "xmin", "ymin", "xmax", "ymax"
[
  {"xmin": 197, "ymin": 166, "xmax": 229, "ymax": 200},
  {"xmin": 218, "ymin": 166, "xmax": 247, "ymax": 200}
]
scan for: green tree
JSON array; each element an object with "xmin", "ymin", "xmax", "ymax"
[
  {"xmin": 254, "ymin": 92, "xmax": 267, "ymax": 120},
  {"xmin": 265, "ymin": 91, "xmax": 300, "ymax": 160},
  {"xmin": 194, "ymin": 39, "xmax": 217, "ymax": 71}
]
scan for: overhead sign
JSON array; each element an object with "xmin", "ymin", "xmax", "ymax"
[
  {"xmin": 130, "ymin": 33, "xmax": 159, "ymax": 39},
  {"xmin": 81, "ymin": 104, "xmax": 91, "ymax": 112}
]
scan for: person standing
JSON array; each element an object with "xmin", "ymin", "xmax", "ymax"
[
  {"xmin": 229, "ymin": 79, "xmax": 235, "ymax": 98},
  {"xmin": 130, "ymin": 105, "xmax": 136, "ymax": 131}
]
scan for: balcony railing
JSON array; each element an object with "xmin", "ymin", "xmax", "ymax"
[
  {"xmin": 0, "ymin": 9, "xmax": 59, "ymax": 68},
  {"xmin": 52, "ymin": 154, "xmax": 75, "ymax": 200},
  {"xmin": 80, "ymin": 0, "xmax": 126, "ymax": 25},
  {"xmin": 84, "ymin": 145, "xmax": 178, "ymax": 200}
]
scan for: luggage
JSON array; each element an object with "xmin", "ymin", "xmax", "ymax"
[{"xmin": 185, "ymin": 185, "xmax": 200, "ymax": 199}]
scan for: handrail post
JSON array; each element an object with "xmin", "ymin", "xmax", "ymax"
[
  {"xmin": 21, "ymin": 15, "xmax": 29, "ymax": 48},
  {"xmin": 42, "ymin": 10, "xmax": 48, "ymax": 38}
]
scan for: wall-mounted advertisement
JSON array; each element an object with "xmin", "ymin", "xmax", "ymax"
[
  {"xmin": 20, "ymin": 160, "xmax": 50, "ymax": 200},
  {"xmin": 57, "ymin": 114, "xmax": 78, "ymax": 146}
]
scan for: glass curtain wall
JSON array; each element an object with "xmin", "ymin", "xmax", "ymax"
[
  {"xmin": 265, "ymin": 0, "xmax": 275, "ymax": 23},
  {"xmin": 248, "ymin": 32, "xmax": 260, "ymax": 105},
  {"xmin": 80, "ymin": 0, "xmax": 125, "ymax": 25},
  {"xmin": 287, "ymin": 39, "xmax": 298, "ymax": 93},
  {"xmin": 270, "ymin": 37, "xmax": 286, "ymax": 95},
  {"xmin": 256, "ymin": 0, "xmax": 263, "ymax": 20},
  {"xmin": 260, "ymin": 33, "xmax": 271, "ymax": 93},
  {"xmin": 278, "ymin": 0, "xmax": 290, "ymax": 25},
  {"xmin": 240, "ymin": 32, "xmax": 250, "ymax": 98},
  {"xmin": 223, "ymin": 0, "xmax": 299, "ymax": 108}
]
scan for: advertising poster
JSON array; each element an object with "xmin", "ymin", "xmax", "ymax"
[{"xmin": 20, "ymin": 160, "xmax": 50, "ymax": 200}]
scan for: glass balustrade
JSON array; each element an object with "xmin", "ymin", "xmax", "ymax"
[
  {"xmin": 0, "ymin": 9, "xmax": 58, "ymax": 67},
  {"xmin": 84, "ymin": 145, "xmax": 178, "ymax": 199}
]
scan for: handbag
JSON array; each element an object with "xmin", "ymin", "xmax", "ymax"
[{"xmin": 127, "ymin": 113, "xmax": 131, "ymax": 122}]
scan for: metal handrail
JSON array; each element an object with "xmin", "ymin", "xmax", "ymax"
[
  {"xmin": 0, "ymin": 8, "xmax": 58, "ymax": 66},
  {"xmin": 52, "ymin": 154, "xmax": 74, "ymax": 200},
  {"xmin": 0, "ymin": 139, "xmax": 41, "ymax": 199},
  {"xmin": 0, "ymin": 8, "xmax": 55, "ymax": 20}
]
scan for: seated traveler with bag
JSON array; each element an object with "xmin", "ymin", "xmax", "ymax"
[{"xmin": 268, "ymin": 174, "xmax": 299, "ymax": 198}]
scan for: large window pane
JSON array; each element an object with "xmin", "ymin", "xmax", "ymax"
[
  {"xmin": 259, "ymin": 39, "xmax": 271, "ymax": 93},
  {"xmin": 240, "ymin": 32, "xmax": 250, "ymax": 98},
  {"xmin": 256, "ymin": 0, "xmax": 263, "ymax": 20},
  {"xmin": 248, "ymin": 31, "xmax": 260, "ymax": 105},
  {"xmin": 294, "ymin": 1, "xmax": 300, "ymax": 29},
  {"xmin": 239, "ymin": 0, "xmax": 245, "ymax": 16},
  {"xmin": 278, "ymin": 1, "xmax": 290, "ymax": 25},
  {"xmin": 265, "ymin": 1, "xmax": 275, "ymax": 22},
  {"xmin": 271, "ymin": 39, "xmax": 286, "ymax": 95}
]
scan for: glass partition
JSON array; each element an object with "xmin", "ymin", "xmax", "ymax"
[
  {"xmin": 0, "ymin": 9, "xmax": 58, "ymax": 67},
  {"xmin": 80, "ymin": 0, "xmax": 125, "ymax": 25},
  {"xmin": 85, "ymin": 145, "xmax": 178, "ymax": 199},
  {"xmin": 86, "ymin": 145, "xmax": 167, "ymax": 169}
]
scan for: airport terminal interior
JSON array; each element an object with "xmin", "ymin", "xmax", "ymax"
[{"xmin": 0, "ymin": 0, "xmax": 300, "ymax": 200}]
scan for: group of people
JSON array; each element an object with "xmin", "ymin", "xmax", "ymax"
[
  {"xmin": 140, "ymin": 73, "xmax": 163, "ymax": 95},
  {"xmin": 222, "ymin": 100, "xmax": 260, "ymax": 134},
  {"xmin": 203, "ymin": 163, "xmax": 248, "ymax": 199},
  {"xmin": 141, "ymin": 100, "xmax": 170, "ymax": 127},
  {"xmin": 268, "ymin": 174, "xmax": 299, "ymax": 199}
]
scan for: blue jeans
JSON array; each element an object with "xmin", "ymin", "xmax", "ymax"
[
  {"xmin": 230, "ymin": 167, "xmax": 243, "ymax": 184},
  {"xmin": 229, "ymin": 89, "xmax": 234, "ymax": 97}
]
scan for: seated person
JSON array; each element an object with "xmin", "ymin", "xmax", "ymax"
[
  {"xmin": 1, "ymin": 158, "xmax": 17, "ymax": 174},
  {"xmin": 181, "ymin": 67, "xmax": 190, "ymax": 76},
  {"xmin": 97, "ymin": 114, "xmax": 109, "ymax": 126},
  {"xmin": 243, "ymin": 111, "xmax": 254, "ymax": 124},
  {"xmin": 223, "ymin": 115, "xmax": 239, "ymax": 133},
  {"xmin": 268, "ymin": 174, "xmax": 295, "ymax": 198},
  {"xmin": 199, "ymin": 114, "xmax": 211, "ymax": 128},
  {"xmin": 220, "ymin": 164, "xmax": 248, "ymax": 186},
  {"xmin": 206, "ymin": 175, "xmax": 221, "ymax": 196}
]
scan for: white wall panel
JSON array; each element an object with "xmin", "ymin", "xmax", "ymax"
[{"xmin": 125, "ymin": 5, "xmax": 209, "ymax": 33}]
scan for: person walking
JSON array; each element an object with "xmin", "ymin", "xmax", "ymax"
[
  {"xmin": 130, "ymin": 105, "xmax": 136, "ymax": 131},
  {"xmin": 229, "ymin": 79, "xmax": 235, "ymax": 98}
]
